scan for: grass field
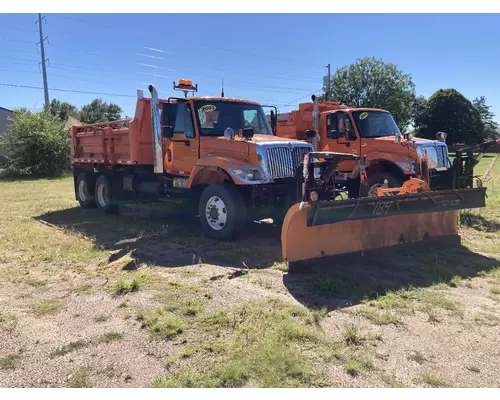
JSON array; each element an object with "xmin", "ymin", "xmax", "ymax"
[{"xmin": 0, "ymin": 155, "xmax": 499, "ymax": 388}]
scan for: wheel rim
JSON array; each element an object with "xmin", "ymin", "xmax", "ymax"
[
  {"xmin": 205, "ymin": 196, "xmax": 227, "ymax": 231},
  {"xmin": 78, "ymin": 180, "xmax": 87, "ymax": 202},
  {"xmin": 96, "ymin": 182, "xmax": 108, "ymax": 208},
  {"xmin": 368, "ymin": 183, "xmax": 382, "ymax": 197}
]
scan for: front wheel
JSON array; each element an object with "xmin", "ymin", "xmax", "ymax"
[
  {"xmin": 363, "ymin": 172, "xmax": 404, "ymax": 198},
  {"xmin": 198, "ymin": 183, "xmax": 246, "ymax": 240}
]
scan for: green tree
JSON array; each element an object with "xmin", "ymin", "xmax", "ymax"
[
  {"xmin": 472, "ymin": 96, "xmax": 499, "ymax": 140},
  {"xmin": 1, "ymin": 109, "xmax": 69, "ymax": 176},
  {"xmin": 324, "ymin": 57, "xmax": 416, "ymax": 131},
  {"xmin": 416, "ymin": 88, "xmax": 485, "ymax": 145},
  {"xmin": 79, "ymin": 99, "xmax": 122, "ymax": 124},
  {"xmin": 411, "ymin": 94, "xmax": 428, "ymax": 133},
  {"xmin": 49, "ymin": 99, "xmax": 79, "ymax": 121}
]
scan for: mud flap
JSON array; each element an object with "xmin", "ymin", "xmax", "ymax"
[{"xmin": 282, "ymin": 188, "xmax": 487, "ymax": 270}]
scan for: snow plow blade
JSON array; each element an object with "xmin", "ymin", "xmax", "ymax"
[{"xmin": 282, "ymin": 188, "xmax": 487, "ymax": 268}]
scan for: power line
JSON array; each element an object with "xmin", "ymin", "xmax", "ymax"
[
  {"xmin": 49, "ymin": 14, "xmax": 324, "ymax": 70},
  {"xmin": 53, "ymin": 14, "xmax": 116, "ymax": 31},
  {"xmin": 1, "ymin": 48, "xmax": 39, "ymax": 56},
  {"xmin": 277, "ymin": 89, "xmax": 323, "ymax": 108},
  {"xmin": 0, "ymin": 61, "xmax": 38, "ymax": 68},
  {"xmin": 2, "ymin": 26, "xmax": 37, "ymax": 33},
  {"xmin": 50, "ymin": 62, "xmax": 117, "ymax": 74},
  {"xmin": 45, "ymin": 60, "xmax": 315, "ymax": 96},
  {"xmin": 202, "ymin": 44, "xmax": 323, "ymax": 69},
  {"xmin": 42, "ymin": 39, "xmax": 319, "ymax": 83},
  {"xmin": 0, "ymin": 37, "xmax": 37, "ymax": 44},
  {"xmin": 0, "ymin": 56, "xmax": 39, "ymax": 63},
  {"xmin": 0, "ymin": 83, "xmax": 136, "ymax": 98}
]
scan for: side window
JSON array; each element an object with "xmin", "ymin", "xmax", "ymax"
[
  {"xmin": 173, "ymin": 104, "xmax": 195, "ymax": 138},
  {"xmin": 326, "ymin": 113, "xmax": 339, "ymax": 138},
  {"xmin": 243, "ymin": 109, "xmax": 258, "ymax": 128},
  {"xmin": 343, "ymin": 113, "xmax": 356, "ymax": 140}
]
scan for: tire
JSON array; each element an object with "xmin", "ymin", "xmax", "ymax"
[
  {"xmin": 76, "ymin": 173, "xmax": 97, "ymax": 209},
  {"xmin": 363, "ymin": 172, "xmax": 404, "ymax": 198},
  {"xmin": 94, "ymin": 174, "xmax": 119, "ymax": 214},
  {"xmin": 198, "ymin": 183, "xmax": 246, "ymax": 240}
]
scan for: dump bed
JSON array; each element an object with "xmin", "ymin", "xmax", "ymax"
[
  {"xmin": 70, "ymin": 97, "xmax": 156, "ymax": 166},
  {"xmin": 276, "ymin": 101, "xmax": 349, "ymax": 140}
]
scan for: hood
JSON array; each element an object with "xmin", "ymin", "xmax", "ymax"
[
  {"xmin": 200, "ymin": 134, "xmax": 312, "ymax": 166},
  {"xmin": 248, "ymin": 134, "xmax": 309, "ymax": 145},
  {"xmin": 371, "ymin": 135, "xmax": 443, "ymax": 146}
]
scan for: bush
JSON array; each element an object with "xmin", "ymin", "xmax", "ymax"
[{"xmin": 0, "ymin": 110, "xmax": 70, "ymax": 177}]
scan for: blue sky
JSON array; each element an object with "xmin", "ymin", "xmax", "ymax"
[{"xmin": 0, "ymin": 13, "xmax": 499, "ymax": 121}]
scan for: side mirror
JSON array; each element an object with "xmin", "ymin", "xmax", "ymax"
[
  {"xmin": 242, "ymin": 127, "xmax": 254, "ymax": 140},
  {"xmin": 304, "ymin": 129, "xmax": 316, "ymax": 139},
  {"xmin": 270, "ymin": 110, "xmax": 277, "ymax": 134}
]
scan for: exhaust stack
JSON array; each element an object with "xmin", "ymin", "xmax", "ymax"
[
  {"xmin": 148, "ymin": 85, "xmax": 164, "ymax": 174},
  {"xmin": 312, "ymin": 95, "xmax": 319, "ymax": 132}
]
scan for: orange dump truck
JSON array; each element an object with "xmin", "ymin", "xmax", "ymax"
[
  {"xmin": 70, "ymin": 81, "xmax": 491, "ymax": 270},
  {"xmin": 71, "ymin": 80, "xmax": 313, "ymax": 240},
  {"xmin": 275, "ymin": 96, "xmax": 460, "ymax": 197}
]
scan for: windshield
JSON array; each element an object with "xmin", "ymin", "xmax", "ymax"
[
  {"xmin": 352, "ymin": 111, "xmax": 401, "ymax": 138},
  {"xmin": 194, "ymin": 100, "xmax": 272, "ymax": 136}
]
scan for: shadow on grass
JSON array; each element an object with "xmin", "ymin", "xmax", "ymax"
[
  {"xmin": 283, "ymin": 236, "xmax": 500, "ymax": 311},
  {"xmin": 36, "ymin": 202, "xmax": 500, "ymax": 310},
  {"xmin": 459, "ymin": 211, "xmax": 500, "ymax": 233},
  {"xmin": 35, "ymin": 203, "xmax": 282, "ymax": 270}
]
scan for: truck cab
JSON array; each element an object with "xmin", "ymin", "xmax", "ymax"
[{"xmin": 276, "ymin": 97, "xmax": 452, "ymax": 197}]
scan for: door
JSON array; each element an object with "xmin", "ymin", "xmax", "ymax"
[
  {"xmin": 324, "ymin": 111, "xmax": 360, "ymax": 172},
  {"xmin": 163, "ymin": 102, "xmax": 199, "ymax": 176}
]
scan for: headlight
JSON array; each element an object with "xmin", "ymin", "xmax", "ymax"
[
  {"xmin": 246, "ymin": 169, "xmax": 262, "ymax": 181},
  {"xmin": 231, "ymin": 169, "xmax": 246, "ymax": 179},
  {"xmin": 397, "ymin": 161, "xmax": 415, "ymax": 173},
  {"xmin": 229, "ymin": 167, "xmax": 265, "ymax": 182}
]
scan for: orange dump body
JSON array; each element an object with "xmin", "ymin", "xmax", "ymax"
[
  {"xmin": 71, "ymin": 97, "xmax": 157, "ymax": 166},
  {"xmin": 276, "ymin": 101, "xmax": 349, "ymax": 140}
]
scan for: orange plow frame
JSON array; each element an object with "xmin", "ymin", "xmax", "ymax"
[
  {"xmin": 282, "ymin": 205, "xmax": 458, "ymax": 265},
  {"xmin": 281, "ymin": 187, "xmax": 487, "ymax": 269}
]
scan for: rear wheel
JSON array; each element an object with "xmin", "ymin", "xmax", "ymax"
[
  {"xmin": 95, "ymin": 175, "xmax": 119, "ymax": 214},
  {"xmin": 364, "ymin": 172, "xmax": 404, "ymax": 198},
  {"xmin": 198, "ymin": 183, "xmax": 246, "ymax": 240},
  {"xmin": 76, "ymin": 173, "xmax": 97, "ymax": 209}
]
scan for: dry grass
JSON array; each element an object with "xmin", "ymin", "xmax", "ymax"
[
  {"xmin": 0, "ymin": 156, "xmax": 499, "ymax": 388},
  {"xmin": 0, "ymin": 354, "xmax": 21, "ymax": 370},
  {"xmin": 421, "ymin": 372, "xmax": 448, "ymax": 387}
]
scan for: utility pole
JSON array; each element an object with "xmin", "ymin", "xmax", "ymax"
[
  {"xmin": 36, "ymin": 13, "xmax": 50, "ymax": 112},
  {"xmin": 326, "ymin": 63, "xmax": 331, "ymax": 101}
]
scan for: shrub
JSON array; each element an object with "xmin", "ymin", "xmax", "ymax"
[{"xmin": 1, "ymin": 109, "xmax": 70, "ymax": 177}]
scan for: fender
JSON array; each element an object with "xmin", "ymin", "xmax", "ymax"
[
  {"xmin": 187, "ymin": 155, "xmax": 258, "ymax": 188},
  {"xmin": 363, "ymin": 152, "xmax": 415, "ymax": 177}
]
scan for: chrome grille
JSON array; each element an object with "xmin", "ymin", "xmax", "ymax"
[
  {"xmin": 416, "ymin": 144, "xmax": 449, "ymax": 170},
  {"xmin": 265, "ymin": 146, "xmax": 311, "ymax": 179},
  {"xmin": 293, "ymin": 146, "xmax": 311, "ymax": 169},
  {"xmin": 436, "ymin": 146, "xmax": 445, "ymax": 168}
]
